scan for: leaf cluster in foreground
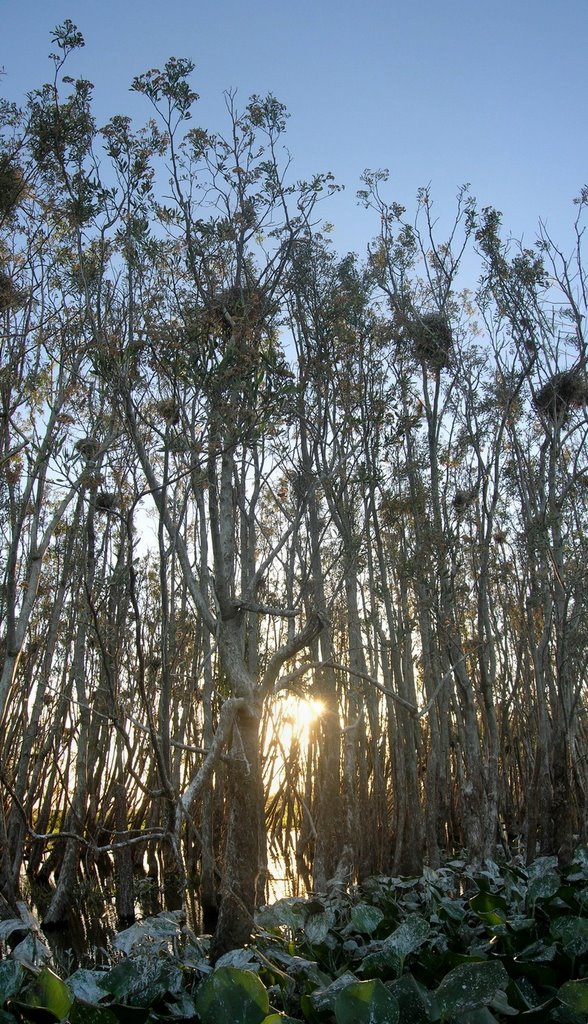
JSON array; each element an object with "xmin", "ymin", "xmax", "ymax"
[{"xmin": 1, "ymin": 852, "xmax": 588, "ymax": 1023}]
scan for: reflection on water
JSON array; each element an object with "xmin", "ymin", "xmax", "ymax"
[
  {"xmin": 266, "ymin": 840, "xmax": 310, "ymax": 903},
  {"xmin": 17, "ymin": 844, "xmax": 307, "ymax": 969}
]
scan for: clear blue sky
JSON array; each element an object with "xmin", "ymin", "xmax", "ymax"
[{"xmin": 3, "ymin": 0, "xmax": 587, "ymax": 258}]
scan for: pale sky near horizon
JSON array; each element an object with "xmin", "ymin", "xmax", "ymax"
[{"xmin": 3, "ymin": 0, "xmax": 587, "ymax": 260}]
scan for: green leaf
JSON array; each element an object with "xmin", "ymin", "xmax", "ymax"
[
  {"xmin": 304, "ymin": 907, "xmax": 334, "ymax": 945},
  {"xmin": 489, "ymin": 987, "xmax": 518, "ymax": 1017},
  {"xmin": 0, "ymin": 919, "xmax": 26, "ymax": 942},
  {"xmin": 162, "ymin": 989, "xmax": 198, "ymax": 1018},
  {"xmin": 435, "ymin": 961, "xmax": 509, "ymax": 1019},
  {"xmin": 508, "ymin": 976, "xmax": 539, "ymax": 1011},
  {"xmin": 256, "ymin": 899, "xmax": 307, "ymax": 932},
  {"xmin": 514, "ymin": 961, "xmax": 557, "ymax": 991},
  {"xmin": 68, "ymin": 1003, "xmax": 120, "ymax": 1024},
  {"xmin": 111, "ymin": 910, "xmax": 183, "ymax": 955},
  {"xmin": 558, "ymin": 980, "xmax": 588, "ymax": 1014},
  {"xmin": 551, "ymin": 915, "xmax": 588, "ymax": 957},
  {"xmin": 386, "ymin": 915, "xmax": 430, "ymax": 959},
  {"xmin": 215, "ymin": 948, "xmax": 259, "ymax": 969},
  {"xmin": 9, "ymin": 934, "xmax": 51, "ymax": 967},
  {"xmin": 359, "ymin": 945, "xmax": 402, "ymax": 979},
  {"xmin": 305, "ymin": 973, "xmax": 358, "ymax": 1015},
  {"xmin": 525, "ymin": 858, "xmax": 560, "ymax": 904},
  {"xmin": 528, "ymin": 855, "xmax": 559, "ymax": 876},
  {"xmin": 100, "ymin": 957, "xmax": 183, "ymax": 1007},
  {"xmin": 13, "ymin": 967, "xmax": 73, "ymax": 1023},
  {"xmin": 350, "ymin": 904, "xmax": 385, "ymax": 935},
  {"xmin": 195, "ymin": 966, "xmax": 270, "ymax": 1024},
  {"xmin": 515, "ymin": 939, "xmax": 558, "ymax": 962},
  {"xmin": 469, "ymin": 891, "xmax": 508, "ymax": 926},
  {"xmin": 361, "ymin": 915, "xmax": 429, "ymax": 978},
  {"xmin": 66, "ymin": 970, "xmax": 109, "ymax": 1004},
  {"xmin": 0, "ymin": 962, "xmax": 25, "ymax": 1004},
  {"xmin": 262, "ymin": 1016, "xmax": 304, "ymax": 1024},
  {"xmin": 569, "ymin": 848, "xmax": 588, "ymax": 880},
  {"xmin": 388, "ymin": 974, "xmax": 435, "ymax": 1024},
  {"xmin": 438, "ymin": 896, "xmax": 466, "ymax": 923},
  {"xmin": 334, "ymin": 979, "xmax": 399, "ymax": 1024},
  {"xmin": 527, "ymin": 871, "xmax": 560, "ymax": 903}
]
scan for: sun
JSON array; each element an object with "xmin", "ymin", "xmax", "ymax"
[
  {"xmin": 267, "ymin": 694, "xmax": 326, "ymax": 759},
  {"xmin": 293, "ymin": 696, "xmax": 325, "ymax": 730}
]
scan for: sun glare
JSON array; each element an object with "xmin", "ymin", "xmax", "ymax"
[
  {"xmin": 294, "ymin": 697, "xmax": 325, "ymax": 730},
  {"xmin": 266, "ymin": 696, "xmax": 327, "ymax": 782}
]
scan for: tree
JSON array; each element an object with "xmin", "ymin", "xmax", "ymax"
[{"xmin": 2, "ymin": 22, "xmax": 588, "ymax": 943}]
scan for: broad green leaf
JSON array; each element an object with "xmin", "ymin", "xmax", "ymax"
[
  {"xmin": 0, "ymin": 962, "xmax": 24, "ymax": 1004},
  {"xmin": 100, "ymin": 956, "xmax": 183, "ymax": 1007},
  {"xmin": 489, "ymin": 987, "xmax": 518, "ymax": 1017},
  {"xmin": 0, "ymin": 919, "xmax": 26, "ymax": 942},
  {"xmin": 111, "ymin": 911, "xmax": 183, "ymax": 954},
  {"xmin": 469, "ymin": 891, "xmax": 508, "ymax": 926},
  {"xmin": 386, "ymin": 915, "xmax": 430, "ymax": 959},
  {"xmin": 260, "ymin": 949, "xmax": 328, "ymax": 986},
  {"xmin": 334, "ymin": 979, "xmax": 399, "ymax": 1024},
  {"xmin": 350, "ymin": 904, "xmax": 385, "ymax": 935},
  {"xmin": 215, "ymin": 948, "xmax": 259, "ymax": 969},
  {"xmin": 388, "ymin": 974, "xmax": 434, "ymax": 1023},
  {"xmin": 177, "ymin": 933, "xmax": 211, "ymax": 971},
  {"xmin": 162, "ymin": 989, "xmax": 198, "ymax": 1018},
  {"xmin": 360, "ymin": 915, "xmax": 429, "ymax": 979},
  {"xmin": 513, "ymin": 961, "xmax": 557, "ymax": 991},
  {"xmin": 527, "ymin": 871, "xmax": 560, "ymax": 903},
  {"xmin": 304, "ymin": 907, "xmax": 334, "ymax": 945},
  {"xmin": 256, "ymin": 899, "xmax": 306, "ymax": 932},
  {"xmin": 13, "ymin": 967, "xmax": 73, "ymax": 1022},
  {"xmin": 528, "ymin": 855, "xmax": 559, "ymax": 876},
  {"xmin": 525, "ymin": 857, "xmax": 560, "ymax": 905},
  {"xmin": 568, "ymin": 848, "xmax": 588, "ymax": 880},
  {"xmin": 305, "ymin": 973, "xmax": 358, "ymax": 1014},
  {"xmin": 359, "ymin": 944, "xmax": 402, "ymax": 979},
  {"xmin": 551, "ymin": 915, "xmax": 588, "ymax": 957},
  {"xmin": 515, "ymin": 939, "xmax": 558, "ymax": 962},
  {"xmin": 478, "ymin": 859, "xmax": 502, "ymax": 882},
  {"xmin": 262, "ymin": 1016, "xmax": 304, "ymax": 1024},
  {"xmin": 506, "ymin": 912, "xmax": 535, "ymax": 933},
  {"xmin": 438, "ymin": 896, "xmax": 466, "ymax": 922},
  {"xmin": 558, "ymin": 980, "xmax": 588, "ymax": 1014},
  {"xmin": 435, "ymin": 961, "xmax": 509, "ymax": 1019},
  {"xmin": 9, "ymin": 934, "xmax": 51, "ymax": 967},
  {"xmin": 66, "ymin": 969, "xmax": 109, "ymax": 1004},
  {"xmin": 195, "ymin": 966, "xmax": 269, "ymax": 1024},
  {"xmin": 508, "ymin": 976, "xmax": 539, "ymax": 1011},
  {"xmin": 69, "ymin": 1003, "xmax": 120, "ymax": 1024}
]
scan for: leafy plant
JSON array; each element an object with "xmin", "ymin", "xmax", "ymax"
[{"xmin": 2, "ymin": 853, "xmax": 588, "ymax": 1022}]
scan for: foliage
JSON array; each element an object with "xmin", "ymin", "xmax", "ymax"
[{"xmin": 2, "ymin": 854, "xmax": 588, "ymax": 1023}]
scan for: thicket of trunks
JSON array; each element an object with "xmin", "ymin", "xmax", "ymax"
[{"xmin": 0, "ymin": 23, "xmax": 587, "ymax": 956}]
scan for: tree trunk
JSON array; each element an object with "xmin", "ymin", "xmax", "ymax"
[{"xmin": 209, "ymin": 704, "xmax": 261, "ymax": 962}]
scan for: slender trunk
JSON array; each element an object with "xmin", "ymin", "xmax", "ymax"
[
  {"xmin": 114, "ymin": 736, "xmax": 135, "ymax": 923},
  {"xmin": 209, "ymin": 703, "xmax": 261, "ymax": 962}
]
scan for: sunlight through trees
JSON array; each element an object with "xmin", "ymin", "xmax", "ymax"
[{"xmin": 1, "ymin": 23, "xmax": 587, "ymax": 959}]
